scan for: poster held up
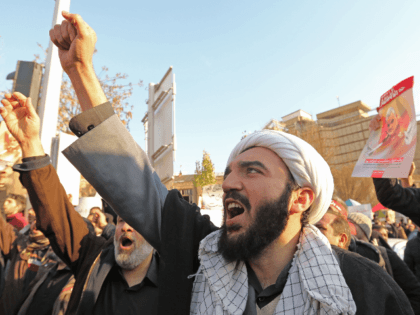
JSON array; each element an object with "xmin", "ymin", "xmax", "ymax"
[
  {"xmin": 347, "ymin": 204, "xmax": 373, "ymax": 220},
  {"xmin": 352, "ymin": 76, "xmax": 416, "ymax": 178}
]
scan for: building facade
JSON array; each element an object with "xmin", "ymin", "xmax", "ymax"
[
  {"xmin": 264, "ymin": 100, "xmax": 420, "ymax": 169},
  {"xmin": 164, "ymin": 173, "xmax": 224, "ymax": 205}
]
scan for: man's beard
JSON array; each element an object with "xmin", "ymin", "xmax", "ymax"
[
  {"xmin": 114, "ymin": 233, "xmax": 153, "ymax": 270},
  {"xmin": 218, "ymin": 182, "xmax": 293, "ymax": 263}
]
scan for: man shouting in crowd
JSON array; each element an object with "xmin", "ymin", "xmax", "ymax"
[
  {"xmin": 0, "ymin": 92, "xmax": 157, "ymax": 315},
  {"xmin": 2, "ymin": 11, "xmax": 413, "ymax": 315}
]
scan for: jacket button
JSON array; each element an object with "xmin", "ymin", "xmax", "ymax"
[{"xmin": 258, "ymin": 297, "xmax": 265, "ymax": 302}]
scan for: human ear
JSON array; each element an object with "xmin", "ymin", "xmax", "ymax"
[
  {"xmin": 338, "ymin": 233, "xmax": 349, "ymax": 249},
  {"xmin": 289, "ymin": 187, "xmax": 314, "ymax": 215}
]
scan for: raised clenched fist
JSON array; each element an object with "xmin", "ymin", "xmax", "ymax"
[{"xmin": 49, "ymin": 11, "xmax": 97, "ymax": 75}]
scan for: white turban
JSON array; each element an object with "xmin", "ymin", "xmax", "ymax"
[{"xmin": 227, "ymin": 130, "xmax": 334, "ymax": 224}]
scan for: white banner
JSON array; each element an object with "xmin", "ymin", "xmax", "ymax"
[{"xmin": 348, "ymin": 204, "xmax": 372, "ymax": 220}]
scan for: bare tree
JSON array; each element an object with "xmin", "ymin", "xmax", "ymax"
[{"xmin": 34, "ymin": 44, "xmax": 143, "ymax": 134}]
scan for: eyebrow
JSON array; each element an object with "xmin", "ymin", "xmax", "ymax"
[
  {"xmin": 238, "ymin": 161, "xmax": 268, "ymax": 171},
  {"xmin": 224, "ymin": 160, "xmax": 269, "ymax": 180}
]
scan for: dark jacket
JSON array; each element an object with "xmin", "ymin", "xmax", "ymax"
[
  {"xmin": 347, "ymin": 237, "xmax": 420, "ymax": 314},
  {"xmin": 386, "ymin": 246, "xmax": 420, "ymax": 314},
  {"xmin": 405, "ymin": 233, "xmax": 420, "ymax": 282},
  {"xmin": 15, "ymin": 223, "xmax": 115, "ymax": 315},
  {"xmin": 0, "ymin": 214, "xmax": 49, "ymax": 315},
  {"xmin": 91, "ymin": 188, "xmax": 417, "ymax": 315},
  {"xmin": 348, "ymin": 237, "xmax": 392, "ymax": 275},
  {"xmin": 16, "ymin": 162, "xmax": 119, "ymax": 315},
  {"xmin": 332, "ymin": 246, "xmax": 414, "ymax": 315},
  {"xmin": 16, "ymin": 161, "xmax": 218, "ymax": 315},
  {"xmin": 373, "ymin": 178, "xmax": 420, "ymax": 226},
  {"xmin": 15, "ymin": 251, "xmax": 72, "ymax": 315}
]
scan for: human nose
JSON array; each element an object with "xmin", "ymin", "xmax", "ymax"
[
  {"xmin": 121, "ymin": 222, "xmax": 133, "ymax": 232},
  {"xmin": 222, "ymin": 170, "xmax": 243, "ymax": 193}
]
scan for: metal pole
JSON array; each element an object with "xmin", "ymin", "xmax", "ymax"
[{"xmin": 38, "ymin": 0, "xmax": 71, "ymax": 156}]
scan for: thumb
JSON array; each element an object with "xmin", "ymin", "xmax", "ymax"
[{"xmin": 62, "ymin": 11, "xmax": 88, "ymax": 38}]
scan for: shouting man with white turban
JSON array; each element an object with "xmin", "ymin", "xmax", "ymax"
[{"xmin": 10, "ymin": 11, "xmax": 413, "ymax": 315}]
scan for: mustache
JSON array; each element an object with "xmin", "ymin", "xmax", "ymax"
[
  {"xmin": 117, "ymin": 232, "xmax": 134, "ymax": 242},
  {"xmin": 223, "ymin": 190, "xmax": 251, "ymax": 212}
]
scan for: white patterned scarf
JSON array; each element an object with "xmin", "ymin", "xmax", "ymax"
[{"xmin": 189, "ymin": 225, "xmax": 356, "ymax": 315}]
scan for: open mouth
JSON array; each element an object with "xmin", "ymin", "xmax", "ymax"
[
  {"xmin": 120, "ymin": 236, "xmax": 134, "ymax": 249},
  {"xmin": 226, "ymin": 201, "xmax": 245, "ymax": 219}
]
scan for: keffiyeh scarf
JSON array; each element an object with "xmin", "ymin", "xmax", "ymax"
[
  {"xmin": 21, "ymin": 232, "xmax": 50, "ymax": 272},
  {"xmin": 190, "ymin": 226, "xmax": 356, "ymax": 315}
]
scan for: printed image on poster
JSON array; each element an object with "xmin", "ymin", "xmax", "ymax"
[{"xmin": 352, "ymin": 76, "xmax": 416, "ymax": 178}]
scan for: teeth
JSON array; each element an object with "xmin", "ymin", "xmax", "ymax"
[{"xmin": 228, "ymin": 202, "xmax": 242, "ymax": 210}]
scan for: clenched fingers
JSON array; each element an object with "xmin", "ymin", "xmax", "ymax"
[
  {"xmin": 50, "ymin": 28, "xmax": 63, "ymax": 50},
  {"xmin": 68, "ymin": 20, "xmax": 77, "ymax": 42},
  {"xmin": 62, "ymin": 12, "xmax": 97, "ymax": 44},
  {"xmin": 60, "ymin": 20, "xmax": 77, "ymax": 47},
  {"xmin": 52, "ymin": 24, "xmax": 69, "ymax": 50}
]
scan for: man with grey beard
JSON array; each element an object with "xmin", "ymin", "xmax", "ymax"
[
  {"xmin": 0, "ymin": 91, "xmax": 159, "ymax": 313},
  {"xmin": 91, "ymin": 216, "xmax": 158, "ymax": 315},
  {"xmin": 114, "ymin": 216, "xmax": 154, "ymax": 270}
]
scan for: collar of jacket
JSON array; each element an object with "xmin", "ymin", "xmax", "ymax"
[
  {"xmin": 197, "ymin": 225, "xmax": 357, "ymax": 315},
  {"xmin": 76, "ymin": 241, "xmax": 115, "ymax": 314}
]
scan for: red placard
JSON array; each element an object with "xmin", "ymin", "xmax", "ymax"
[
  {"xmin": 378, "ymin": 76, "xmax": 414, "ymax": 111},
  {"xmin": 371, "ymin": 170, "xmax": 384, "ymax": 178}
]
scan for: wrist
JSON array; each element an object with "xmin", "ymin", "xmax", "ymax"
[
  {"xmin": 20, "ymin": 139, "xmax": 45, "ymax": 158},
  {"xmin": 66, "ymin": 62, "xmax": 95, "ymax": 80},
  {"xmin": 65, "ymin": 64, "xmax": 107, "ymax": 111},
  {"xmin": 408, "ymin": 178, "xmax": 414, "ymax": 187}
]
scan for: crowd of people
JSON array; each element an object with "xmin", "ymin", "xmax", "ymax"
[{"xmin": 0, "ymin": 10, "xmax": 420, "ymax": 315}]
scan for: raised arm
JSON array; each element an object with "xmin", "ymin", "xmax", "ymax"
[
  {"xmin": 373, "ymin": 177, "xmax": 420, "ymax": 227},
  {"xmin": 400, "ymin": 162, "xmax": 416, "ymax": 188},
  {"xmin": 49, "ymin": 12, "xmax": 168, "ymax": 252},
  {"xmin": 0, "ymin": 93, "xmax": 104, "ymax": 273},
  {"xmin": 50, "ymin": 11, "xmax": 106, "ymax": 110}
]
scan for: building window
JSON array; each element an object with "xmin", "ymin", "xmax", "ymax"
[{"xmin": 180, "ymin": 189, "xmax": 193, "ymax": 203}]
